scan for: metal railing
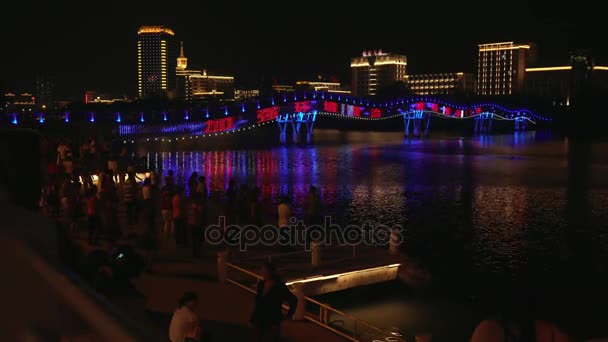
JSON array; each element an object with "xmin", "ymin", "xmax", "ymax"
[{"xmin": 225, "ymin": 262, "xmax": 405, "ymax": 342}]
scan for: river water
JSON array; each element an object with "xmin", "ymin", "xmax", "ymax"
[{"xmin": 140, "ymin": 130, "xmax": 608, "ymax": 341}]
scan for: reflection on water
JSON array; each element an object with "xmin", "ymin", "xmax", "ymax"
[{"xmin": 140, "ymin": 130, "xmax": 608, "ymax": 339}]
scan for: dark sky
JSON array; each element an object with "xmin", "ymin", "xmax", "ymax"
[{"xmin": 2, "ymin": 1, "xmax": 604, "ymax": 98}]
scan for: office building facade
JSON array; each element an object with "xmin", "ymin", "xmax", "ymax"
[
  {"xmin": 175, "ymin": 42, "xmax": 235, "ymax": 101},
  {"xmin": 234, "ymin": 89, "xmax": 260, "ymax": 100},
  {"xmin": 137, "ymin": 26, "xmax": 178, "ymax": 98},
  {"xmin": 351, "ymin": 50, "xmax": 407, "ymax": 97},
  {"xmin": 295, "ymin": 81, "xmax": 350, "ymax": 94},
  {"xmin": 406, "ymin": 72, "xmax": 475, "ymax": 96},
  {"xmin": 525, "ymin": 52, "xmax": 608, "ymax": 106},
  {"xmin": 477, "ymin": 42, "xmax": 535, "ymax": 95}
]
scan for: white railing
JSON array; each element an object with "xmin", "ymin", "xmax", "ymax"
[{"xmin": 225, "ymin": 262, "xmax": 405, "ymax": 342}]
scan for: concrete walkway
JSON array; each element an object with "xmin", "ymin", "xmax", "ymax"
[{"xmin": 70, "ymin": 235, "xmax": 347, "ymax": 341}]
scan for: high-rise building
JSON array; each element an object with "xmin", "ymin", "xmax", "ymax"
[
  {"xmin": 477, "ymin": 41, "xmax": 535, "ymax": 96},
  {"xmin": 350, "ymin": 50, "xmax": 407, "ymax": 97},
  {"xmin": 406, "ymin": 72, "xmax": 475, "ymax": 96},
  {"xmin": 175, "ymin": 42, "xmax": 235, "ymax": 101},
  {"xmin": 137, "ymin": 26, "xmax": 178, "ymax": 98}
]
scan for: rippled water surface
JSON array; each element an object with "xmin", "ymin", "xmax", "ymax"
[{"xmin": 140, "ymin": 130, "xmax": 608, "ymax": 340}]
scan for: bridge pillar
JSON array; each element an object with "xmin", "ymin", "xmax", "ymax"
[
  {"xmin": 475, "ymin": 113, "xmax": 493, "ymax": 133},
  {"xmin": 413, "ymin": 119, "xmax": 421, "ymax": 137},
  {"xmin": 277, "ymin": 114, "xmax": 290, "ymax": 144},
  {"xmin": 424, "ymin": 113, "xmax": 431, "ymax": 137},
  {"xmin": 291, "ymin": 120, "xmax": 299, "ymax": 144},
  {"xmin": 404, "ymin": 117, "xmax": 411, "ymax": 137}
]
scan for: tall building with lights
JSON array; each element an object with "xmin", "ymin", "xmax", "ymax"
[
  {"xmin": 477, "ymin": 41, "xmax": 536, "ymax": 95},
  {"xmin": 351, "ymin": 50, "xmax": 407, "ymax": 96},
  {"xmin": 175, "ymin": 41, "xmax": 235, "ymax": 101},
  {"xmin": 137, "ymin": 26, "xmax": 178, "ymax": 98},
  {"xmin": 406, "ymin": 72, "xmax": 475, "ymax": 96}
]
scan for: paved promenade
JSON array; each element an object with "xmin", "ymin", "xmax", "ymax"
[{"xmin": 71, "ymin": 235, "xmax": 348, "ymax": 341}]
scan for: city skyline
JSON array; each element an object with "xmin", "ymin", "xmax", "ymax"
[{"xmin": 2, "ymin": 2, "xmax": 605, "ymax": 98}]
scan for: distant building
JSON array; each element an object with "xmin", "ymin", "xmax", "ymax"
[
  {"xmin": 34, "ymin": 73, "xmax": 54, "ymax": 109},
  {"xmin": 524, "ymin": 52, "xmax": 608, "ymax": 106},
  {"xmin": 190, "ymin": 73, "xmax": 235, "ymax": 100},
  {"xmin": 175, "ymin": 42, "xmax": 235, "ymax": 101},
  {"xmin": 406, "ymin": 72, "xmax": 475, "ymax": 95},
  {"xmin": 477, "ymin": 41, "xmax": 536, "ymax": 95},
  {"xmin": 137, "ymin": 25, "xmax": 178, "ymax": 98},
  {"xmin": 295, "ymin": 81, "xmax": 350, "ymax": 94},
  {"xmin": 84, "ymin": 90, "xmax": 126, "ymax": 104},
  {"xmin": 3, "ymin": 92, "xmax": 36, "ymax": 112},
  {"xmin": 234, "ymin": 89, "xmax": 260, "ymax": 100},
  {"xmin": 272, "ymin": 85, "xmax": 294, "ymax": 93},
  {"xmin": 350, "ymin": 50, "xmax": 407, "ymax": 97}
]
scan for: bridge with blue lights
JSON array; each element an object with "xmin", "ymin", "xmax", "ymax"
[{"xmin": 6, "ymin": 92, "xmax": 549, "ymax": 144}]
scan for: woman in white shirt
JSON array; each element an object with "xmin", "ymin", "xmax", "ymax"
[{"xmin": 169, "ymin": 292, "xmax": 201, "ymax": 342}]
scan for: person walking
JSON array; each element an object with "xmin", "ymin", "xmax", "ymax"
[{"xmin": 250, "ymin": 262, "xmax": 297, "ymax": 342}]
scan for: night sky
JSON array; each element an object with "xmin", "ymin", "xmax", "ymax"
[{"xmin": 2, "ymin": 2, "xmax": 603, "ymax": 98}]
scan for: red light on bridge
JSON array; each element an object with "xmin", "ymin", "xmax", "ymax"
[
  {"xmin": 430, "ymin": 103, "xmax": 439, "ymax": 112},
  {"xmin": 444, "ymin": 107, "xmax": 452, "ymax": 115},
  {"xmin": 353, "ymin": 106, "xmax": 361, "ymax": 117},
  {"xmin": 415, "ymin": 102, "xmax": 425, "ymax": 110},
  {"xmin": 370, "ymin": 108, "xmax": 382, "ymax": 118},
  {"xmin": 256, "ymin": 106, "xmax": 279, "ymax": 123},
  {"xmin": 294, "ymin": 101, "xmax": 311, "ymax": 113},
  {"xmin": 476, "ymin": 107, "xmax": 482, "ymax": 114},
  {"xmin": 205, "ymin": 117, "xmax": 235, "ymax": 133},
  {"xmin": 323, "ymin": 101, "xmax": 339, "ymax": 113}
]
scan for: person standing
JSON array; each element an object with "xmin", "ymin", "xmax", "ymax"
[
  {"xmin": 123, "ymin": 172, "xmax": 138, "ymax": 226},
  {"xmin": 173, "ymin": 186, "xmax": 186, "ymax": 246},
  {"xmin": 169, "ymin": 292, "xmax": 201, "ymax": 342},
  {"xmin": 161, "ymin": 179, "xmax": 174, "ymax": 239},
  {"xmin": 250, "ymin": 262, "xmax": 297, "ymax": 342},
  {"xmin": 277, "ymin": 196, "xmax": 292, "ymax": 230},
  {"xmin": 304, "ymin": 185, "xmax": 322, "ymax": 225},
  {"xmin": 187, "ymin": 192, "xmax": 203, "ymax": 258},
  {"xmin": 187, "ymin": 172, "xmax": 199, "ymax": 199},
  {"xmin": 87, "ymin": 187, "xmax": 100, "ymax": 245},
  {"xmin": 141, "ymin": 177, "xmax": 154, "ymax": 233}
]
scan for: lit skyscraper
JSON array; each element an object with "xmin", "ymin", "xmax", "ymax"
[
  {"xmin": 350, "ymin": 50, "xmax": 407, "ymax": 96},
  {"xmin": 477, "ymin": 41, "xmax": 535, "ymax": 95},
  {"xmin": 137, "ymin": 26, "xmax": 178, "ymax": 98}
]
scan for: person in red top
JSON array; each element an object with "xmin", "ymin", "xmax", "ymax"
[
  {"xmin": 172, "ymin": 186, "xmax": 186, "ymax": 246},
  {"xmin": 86, "ymin": 187, "xmax": 100, "ymax": 245}
]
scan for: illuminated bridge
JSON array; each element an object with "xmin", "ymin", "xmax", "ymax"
[{"xmin": 7, "ymin": 93, "xmax": 550, "ymax": 145}]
